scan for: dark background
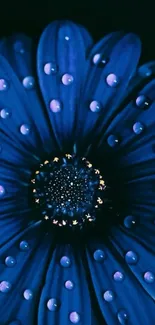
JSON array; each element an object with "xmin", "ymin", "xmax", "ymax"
[{"xmin": 0, "ymin": 0, "xmax": 154, "ymax": 63}]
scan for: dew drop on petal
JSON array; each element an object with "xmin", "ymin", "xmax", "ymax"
[
  {"xmin": 62, "ymin": 74, "xmax": 74, "ymax": 85},
  {"xmin": 138, "ymin": 66, "xmax": 152, "ymax": 77},
  {"xmin": 23, "ymin": 289, "xmax": 33, "ymax": 300},
  {"xmin": 124, "ymin": 215, "xmax": 136, "ymax": 229},
  {"xmin": 106, "ymin": 74, "xmax": 119, "ymax": 87},
  {"xmin": 22, "ymin": 76, "xmax": 35, "ymax": 89},
  {"xmin": 44, "ymin": 62, "xmax": 58, "ymax": 75},
  {"xmin": 5, "ymin": 256, "xmax": 16, "ymax": 267},
  {"xmin": 107, "ymin": 135, "xmax": 119, "ymax": 147},
  {"xmin": 144, "ymin": 271, "xmax": 155, "ymax": 283},
  {"xmin": 89, "ymin": 101, "xmax": 101, "ymax": 112},
  {"xmin": 69, "ymin": 311, "xmax": 80, "ymax": 323},
  {"xmin": 133, "ymin": 122, "xmax": 144, "ymax": 134},
  {"xmin": 0, "ymin": 108, "xmax": 11, "ymax": 119},
  {"xmin": 0, "ymin": 79, "xmax": 9, "ymax": 91},
  {"xmin": 20, "ymin": 124, "xmax": 30, "ymax": 135},
  {"xmin": 47, "ymin": 298, "xmax": 60, "ymax": 311},
  {"xmin": 92, "ymin": 53, "xmax": 101, "ymax": 64},
  {"xmin": 93, "ymin": 249, "xmax": 105, "ymax": 262},
  {"xmin": 65, "ymin": 280, "xmax": 74, "ymax": 290},
  {"xmin": 0, "ymin": 185, "xmax": 5, "ymax": 197},
  {"xmin": 135, "ymin": 95, "xmax": 151, "ymax": 109},
  {"xmin": 60, "ymin": 256, "xmax": 71, "ymax": 267},
  {"xmin": 0, "ymin": 281, "xmax": 12, "ymax": 293},
  {"xmin": 103, "ymin": 290, "xmax": 115, "ymax": 302},
  {"xmin": 113, "ymin": 271, "xmax": 124, "ymax": 282},
  {"xmin": 117, "ymin": 309, "xmax": 128, "ymax": 324},
  {"xmin": 19, "ymin": 241, "xmax": 29, "ymax": 251},
  {"xmin": 13, "ymin": 41, "xmax": 25, "ymax": 54},
  {"xmin": 50, "ymin": 99, "xmax": 62, "ymax": 113},
  {"xmin": 125, "ymin": 251, "xmax": 138, "ymax": 264}
]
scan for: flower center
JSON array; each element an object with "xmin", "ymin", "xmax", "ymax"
[{"xmin": 31, "ymin": 154, "xmax": 106, "ymax": 229}]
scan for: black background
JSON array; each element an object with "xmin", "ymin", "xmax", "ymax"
[{"xmin": 0, "ymin": 0, "xmax": 154, "ymax": 63}]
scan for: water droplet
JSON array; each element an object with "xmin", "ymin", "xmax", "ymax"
[
  {"xmin": 135, "ymin": 95, "xmax": 151, "ymax": 109},
  {"xmin": 65, "ymin": 280, "xmax": 74, "ymax": 290},
  {"xmin": 133, "ymin": 122, "xmax": 144, "ymax": 135},
  {"xmin": 113, "ymin": 271, "xmax": 124, "ymax": 282},
  {"xmin": 106, "ymin": 74, "xmax": 119, "ymax": 87},
  {"xmin": 62, "ymin": 74, "xmax": 74, "ymax": 85},
  {"xmin": 125, "ymin": 251, "xmax": 138, "ymax": 264},
  {"xmin": 60, "ymin": 256, "xmax": 71, "ymax": 267},
  {"xmin": 89, "ymin": 101, "xmax": 101, "ymax": 112},
  {"xmin": 47, "ymin": 298, "xmax": 60, "ymax": 311},
  {"xmin": 23, "ymin": 289, "xmax": 33, "ymax": 300},
  {"xmin": 92, "ymin": 53, "xmax": 101, "ymax": 64},
  {"xmin": 92, "ymin": 53, "xmax": 107, "ymax": 66},
  {"xmin": 107, "ymin": 134, "xmax": 119, "ymax": 147},
  {"xmin": 69, "ymin": 311, "xmax": 80, "ymax": 323},
  {"xmin": 93, "ymin": 249, "xmax": 105, "ymax": 262},
  {"xmin": 44, "ymin": 62, "xmax": 58, "ymax": 75},
  {"xmin": 0, "ymin": 108, "xmax": 11, "ymax": 119},
  {"xmin": 144, "ymin": 271, "xmax": 154, "ymax": 283},
  {"xmin": 117, "ymin": 309, "xmax": 128, "ymax": 324},
  {"xmin": 103, "ymin": 290, "xmax": 115, "ymax": 302},
  {"xmin": 124, "ymin": 215, "xmax": 137, "ymax": 229},
  {"xmin": 0, "ymin": 281, "xmax": 12, "ymax": 293},
  {"xmin": 20, "ymin": 124, "xmax": 30, "ymax": 135},
  {"xmin": 19, "ymin": 241, "xmax": 29, "ymax": 251},
  {"xmin": 0, "ymin": 185, "xmax": 5, "ymax": 197},
  {"xmin": 14, "ymin": 41, "xmax": 25, "ymax": 54},
  {"xmin": 22, "ymin": 76, "xmax": 35, "ymax": 89},
  {"xmin": 50, "ymin": 99, "xmax": 62, "ymax": 113},
  {"xmin": 5, "ymin": 256, "xmax": 16, "ymax": 267},
  {"xmin": 65, "ymin": 36, "xmax": 70, "ymax": 41},
  {"xmin": 138, "ymin": 66, "xmax": 152, "ymax": 77},
  {"xmin": 0, "ymin": 79, "xmax": 9, "ymax": 91}
]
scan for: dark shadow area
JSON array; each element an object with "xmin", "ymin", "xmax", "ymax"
[{"xmin": 0, "ymin": 0, "xmax": 154, "ymax": 62}]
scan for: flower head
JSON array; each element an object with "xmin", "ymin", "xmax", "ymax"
[{"xmin": 0, "ymin": 20, "xmax": 155, "ymax": 324}]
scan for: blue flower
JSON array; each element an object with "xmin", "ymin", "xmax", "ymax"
[{"xmin": 0, "ymin": 20, "xmax": 155, "ymax": 325}]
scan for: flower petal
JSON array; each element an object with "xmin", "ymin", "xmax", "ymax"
[
  {"xmin": 37, "ymin": 20, "xmax": 93, "ymax": 152},
  {"xmin": 0, "ymin": 161, "xmax": 33, "ymax": 246},
  {"xmin": 0, "ymin": 35, "xmax": 58, "ymax": 167},
  {"xmin": 75, "ymin": 32, "xmax": 141, "ymax": 154},
  {"xmin": 0, "ymin": 222, "xmax": 54, "ymax": 324},
  {"xmin": 0, "ymin": 213, "xmax": 29, "ymax": 247},
  {"xmin": 111, "ymin": 225, "xmax": 155, "ymax": 301},
  {"xmin": 95, "ymin": 78, "xmax": 155, "ymax": 220},
  {"xmin": 38, "ymin": 244, "xmax": 91, "ymax": 325},
  {"xmin": 86, "ymin": 237, "xmax": 155, "ymax": 325}
]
